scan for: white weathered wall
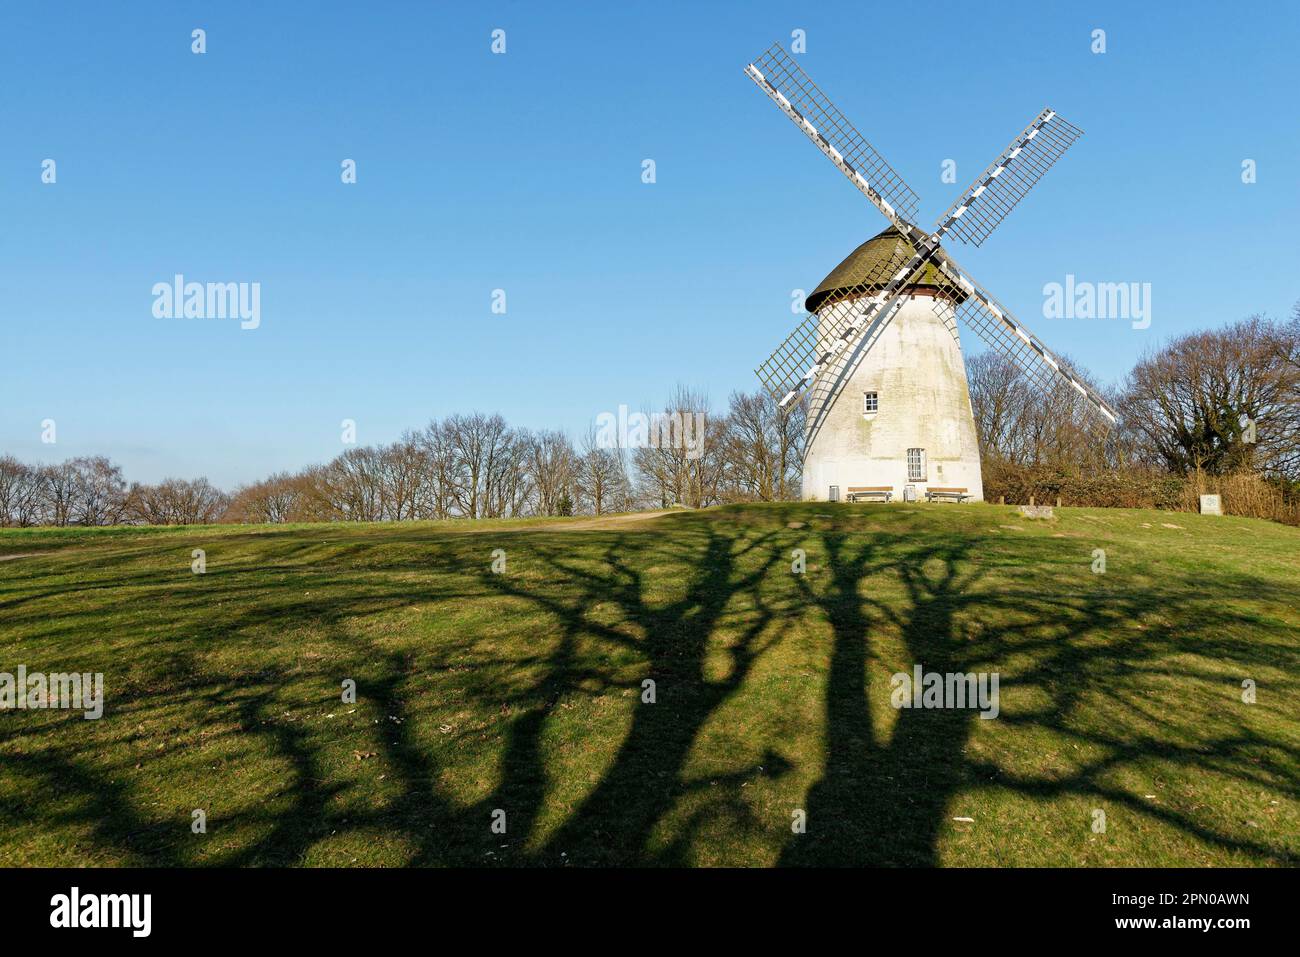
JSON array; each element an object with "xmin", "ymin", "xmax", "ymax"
[{"xmin": 801, "ymin": 293, "xmax": 984, "ymax": 501}]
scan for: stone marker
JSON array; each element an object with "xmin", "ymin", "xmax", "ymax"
[
  {"xmin": 1199, "ymin": 494, "xmax": 1223, "ymax": 515},
  {"xmin": 1018, "ymin": 505, "xmax": 1055, "ymax": 520}
]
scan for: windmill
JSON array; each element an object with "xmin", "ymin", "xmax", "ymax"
[{"xmin": 745, "ymin": 43, "xmax": 1116, "ymax": 503}]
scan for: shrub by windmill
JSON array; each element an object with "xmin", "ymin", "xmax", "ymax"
[{"xmin": 745, "ymin": 44, "xmax": 1116, "ymax": 503}]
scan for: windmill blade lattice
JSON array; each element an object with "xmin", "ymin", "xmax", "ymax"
[
  {"xmin": 745, "ymin": 43, "xmax": 921, "ymax": 226},
  {"xmin": 930, "ymin": 250, "xmax": 1117, "ymax": 423},
  {"xmin": 936, "ymin": 109, "xmax": 1084, "ymax": 247},
  {"xmin": 743, "ymin": 40, "xmax": 1113, "ymax": 444}
]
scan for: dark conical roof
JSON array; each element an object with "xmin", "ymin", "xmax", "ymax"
[{"xmin": 805, "ymin": 226, "xmax": 952, "ymax": 313}]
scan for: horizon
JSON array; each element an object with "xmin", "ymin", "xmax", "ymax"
[{"xmin": 4, "ymin": 1, "xmax": 1298, "ymax": 488}]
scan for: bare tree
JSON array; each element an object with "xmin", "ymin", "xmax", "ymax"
[
  {"xmin": 124, "ymin": 477, "xmax": 228, "ymax": 525},
  {"xmin": 314, "ymin": 447, "xmax": 386, "ymax": 521},
  {"xmin": 719, "ymin": 389, "xmax": 804, "ymax": 502},
  {"xmin": 225, "ymin": 471, "xmax": 317, "ymax": 523},
  {"xmin": 575, "ymin": 426, "xmax": 630, "ymax": 515},
  {"xmin": 966, "ymin": 352, "xmax": 1031, "ymax": 463},
  {"xmin": 70, "ymin": 457, "xmax": 127, "ymax": 526},
  {"xmin": 967, "ymin": 349, "xmax": 1118, "ymax": 473},
  {"xmin": 1124, "ymin": 316, "xmax": 1296, "ymax": 476},
  {"xmin": 378, "ymin": 437, "xmax": 425, "ymax": 521},
  {"xmin": 632, "ymin": 385, "xmax": 725, "ymax": 508},
  {"xmin": 441, "ymin": 412, "xmax": 529, "ymax": 519},
  {"xmin": 1266, "ymin": 303, "xmax": 1300, "ymax": 479},
  {"xmin": 0, "ymin": 456, "xmax": 42, "ymax": 527},
  {"xmin": 412, "ymin": 421, "xmax": 457, "ymax": 520},
  {"xmin": 484, "ymin": 428, "xmax": 532, "ymax": 518},
  {"xmin": 524, "ymin": 429, "xmax": 577, "ymax": 516},
  {"xmin": 36, "ymin": 462, "xmax": 77, "ymax": 526}
]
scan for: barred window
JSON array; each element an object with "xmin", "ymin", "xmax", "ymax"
[{"xmin": 907, "ymin": 448, "xmax": 926, "ymax": 482}]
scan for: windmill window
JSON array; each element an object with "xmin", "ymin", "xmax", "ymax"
[
  {"xmin": 907, "ymin": 448, "xmax": 926, "ymax": 482},
  {"xmin": 863, "ymin": 391, "xmax": 878, "ymax": 413}
]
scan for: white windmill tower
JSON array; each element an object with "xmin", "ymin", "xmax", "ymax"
[{"xmin": 744, "ymin": 44, "xmax": 1116, "ymax": 503}]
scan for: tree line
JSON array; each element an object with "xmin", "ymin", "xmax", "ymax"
[
  {"xmin": 0, "ymin": 387, "xmax": 805, "ymax": 527},
  {"xmin": 3, "ymin": 307, "xmax": 1295, "ymax": 527},
  {"xmin": 969, "ymin": 307, "xmax": 1300, "ymax": 515}
]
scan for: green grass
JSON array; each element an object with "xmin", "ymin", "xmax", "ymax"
[{"xmin": 1, "ymin": 502, "xmax": 1297, "ymax": 867}]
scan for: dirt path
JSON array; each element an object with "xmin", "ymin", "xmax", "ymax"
[
  {"xmin": 541, "ymin": 510, "xmax": 675, "ymax": 532},
  {"xmin": 387, "ymin": 510, "xmax": 680, "ymax": 536},
  {"xmin": 0, "ymin": 553, "xmax": 40, "ymax": 562}
]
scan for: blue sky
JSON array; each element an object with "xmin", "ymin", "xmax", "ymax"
[{"xmin": 3, "ymin": 1, "xmax": 1298, "ymax": 487}]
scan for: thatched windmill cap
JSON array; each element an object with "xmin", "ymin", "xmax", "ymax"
[{"xmin": 805, "ymin": 226, "xmax": 959, "ymax": 313}]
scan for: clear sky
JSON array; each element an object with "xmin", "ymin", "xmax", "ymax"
[{"xmin": 3, "ymin": 1, "xmax": 1298, "ymax": 487}]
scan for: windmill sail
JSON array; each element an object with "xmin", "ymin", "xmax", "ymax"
[
  {"xmin": 744, "ymin": 40, "xmax": 1113, "ymax": 453},
  {"xmin": 936, "ymin": 109, "xmax": 1084, "ymax": 247},
  {"xmin": 745, "ymin": 43, "xmax": 921, "ymax": 227},
  {"xmin": 930, "ymin": 249, "xmax": 1117, "ymax": 423}
]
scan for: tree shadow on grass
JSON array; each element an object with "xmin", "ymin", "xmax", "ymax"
[
  {"xmin": 498, "ymin": 527, "xmax": 788, "ymax": 865},
  {"xmin": 3, "ymin": 508, "xmax": 1297, "ymax": 866},
  {"xmin": 779, "ymin": 521, "xmax": 1299, "ymax": 866},
  {"xmin": 779, "ymin": 532, "xmax": 980, "ymax": 865}
]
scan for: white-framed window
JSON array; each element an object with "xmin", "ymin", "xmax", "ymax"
[
  {"xmin": 863, "ymin": 391, "xmax": 878, "ymax": 413},
  {"xmin": 907, "ymin": 448, "xmax": 926, "ymax": 482}
]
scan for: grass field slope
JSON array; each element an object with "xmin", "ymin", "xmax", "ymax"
[{"xmin": 1, "ymin": 503, "xmax": 1297, "ymax": 867}]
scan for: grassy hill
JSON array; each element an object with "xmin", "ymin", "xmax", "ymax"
[{"xmin": 1, "ymin": 502, "xmax": 1297, "ymax": 867}]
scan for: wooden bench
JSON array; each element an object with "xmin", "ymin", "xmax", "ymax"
[
  {"xmin": 925, "ymin": 486, "xmax": 970, "ymax": 503},
  {"xmin": 847, "ymin": 486, "xmax": 892, "ymax": 503}
]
